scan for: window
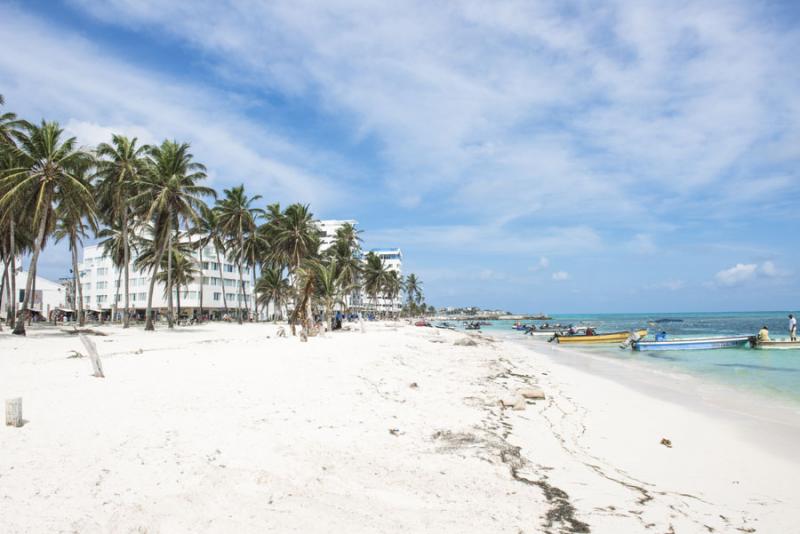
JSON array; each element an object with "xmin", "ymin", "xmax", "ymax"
[
  {"xmin": 209, "ymin": 262, "xmax": 218, "ymax": 270},
  {"xmin": 213, "ymin": 292, "xmax": 221, "ymax": 301},
  {"xmin": 84, "ymin": 296, "xmax": 90, "ymax": 303},
  {"xmin": 224, "ymin": 279, "xmax": 237, "ymax": 287},
  {"xmin": 225, "ymin": 293, "xmax": 236, "ymax": 301},
  {"xmin": 210, "ymin": 277, "xmax": 220, "ymax": 286},
  {"xmin": 96, "ymin": 281, "xmax": 107, "ymax": 290},
  {"xmin": 138, "ymin": 292, "xmax": 147, "ymax": 300},
  {"xmin": 130, "ymin": 293, "xmax": 137, "ymax": 302},
  {"xmin": 97, "ymin": 295, "xmax": 107, "ymax": 303},
  {"xmin": 97, "ymin": 267, "xmax": 108, "ymax": 276},
  {"xmin": 225, "ymin": 264, "xmax": 235, "ymax": 273},
  {"xmin": 202, "ymin": 262, "xmax": 210, "ymax": 270}
]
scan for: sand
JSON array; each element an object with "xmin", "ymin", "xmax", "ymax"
[{"xmin": 1, "ymin": 321, "xmax": 798, "ymax": 533}]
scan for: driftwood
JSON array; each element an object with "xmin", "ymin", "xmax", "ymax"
[
  {"xmin": 62, "ymin": 326, "xmax": 108, "ymax": 336},
  {"xmin": 5, "ymin": 398, "xmax": 23, "ymax": 427},
  {"xmin": 79, "ymin": 334, "xmax": 105, "ymax": 378}
]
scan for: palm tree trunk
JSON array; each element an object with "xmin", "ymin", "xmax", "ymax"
[
  {"xmin": 166, "ymin": 230, "xmax": 174, "ymax": 329},
  {"xmin": 72, "ymin": 241, "xmax": 85, "ymax": 327},
  {"xmin": 251, "ymin": 249, "xmax": 258, "ymax": 322},
  {"xmin": 122, "ymin": 211, "xmax": 131, "ymax": 328},
  {"xmin": 29, "ymin": 263, "xmax": 37, "ymax": 326},
  {"xmin": 144, "ymin": 234, "xmax": 169, "ymax": 331},
  {"xmin": 198, "ymin": 246, "xmax": 204, "ymax": 320},
  {"xmin": 113, "ymin": 269, "xmax": 122, "ymax": 323},
  {"xmin": 177, "ymin": 284, "xmax": 182, "ymax": 319},
  {"xmin": 8, "ymin": 217, "xmax": 17, "ymax": 328},
  {"xmin": 13, "ymin": 207, "xmax": 49, "ymax": 335},
  {"xmin": 237, "ymin": 233, "xmax": 245, "ymax": 324},
  {"xmin": 1, "ymin": 258, "xmax": 8, "ymax": 326},
  {"xmin": 216, "ymin": 248, "xmax": 228, "ymax": 315}
]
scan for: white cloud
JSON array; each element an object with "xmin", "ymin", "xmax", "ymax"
[
  {"xmin": 713, "ymin": 261, "xmax": 787, "ymax": 286},
  {"xmin": 63, "ymin": 0, "xmax": 800, "ymax": 226},
  {"xmin": 529, "ymin": 257, "xmax": 550, "ymax": 272},
  {"xmin": 552, "ymin": 271, "xmax": 570, "ymax": 281},
  {"xmin": 0, "ymin": 5, "xmax": 352, "ymax": 211},
  {"xmin": 715, "ymin": 263, "xmax": 758, "ymax": 286}
]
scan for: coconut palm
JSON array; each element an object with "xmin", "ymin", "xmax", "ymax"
[
  {"xmin": 404, "ymin": 273, "xmax": 423, "ymax": 310},
  {"xmin": 0, "ymin": 121, "xmax": 94, "ymax": 335},
  {"xmin": 255, "ymin": 266, "xmax": 291, "ymax": 320},
  {"xmin": 216, "ymin": 185, "xmax": 262, "ymax": 323},
  {"xmin": 134, "ymin": 140, "xmax": 213, "ymax": 331},
  {"xmin": 315, "ymin": 258, "xmax": 346, "ymax": 332},
  {"xmin": 96, "ymin": 135, "xmax": 149, "ymax": 328},
  {"xmin": 383, "ymin": 270, "xmax": 403, "ymax": 319},
  {"xmin": 362, "ymin": 252, "xmax": 391, "ymax": 316},
  {"xmin": 190, "ymin": 205, "xmax": 222, "ymax": 319},
  {"xmin": 53, "ymin": 163, "xmax": 98, "ymax": 326},
  {"xmin": 155, "ymin": 248, "xmax": 198, "ymax": 319},
  {"xmin": 0, "ymin": 95, "xmax": 27, "ymax": 147}
]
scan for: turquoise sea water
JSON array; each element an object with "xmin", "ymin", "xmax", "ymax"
[{"xmin": 453, "ymin": 312, "xmax": 800, "ymax": 403}]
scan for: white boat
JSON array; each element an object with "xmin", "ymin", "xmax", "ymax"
[{"xmin": 633, "ymin": 336, "xmax": 750, "ymax": 351}]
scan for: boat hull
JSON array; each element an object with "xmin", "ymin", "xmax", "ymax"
[
  {"xmin": 556, "ymin": 329, "xmax": 648, "ymax": 344},
  {"xmin": 749, "ymin": 339, "xmax": 800, "ymax": 350},
  {"xmin": 633, "ymin": 336, "xmax": 749, "ymax": 351}
]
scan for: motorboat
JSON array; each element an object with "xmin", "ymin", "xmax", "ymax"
[
  {"xmin": 748, "ymin": 337, "xmax": 800, "ymax": 350},
  {"xmin": 555, "ymin": 329, "xmax": 648, "ymax": 344},
  {"xmin": 633, "ymin": 336, "xmax": 749, "ymax": 351}
]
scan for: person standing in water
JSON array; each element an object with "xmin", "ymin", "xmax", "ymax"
[{"xmin": 790, "ymin": 314, "xmax": 797, "ymax": 342}]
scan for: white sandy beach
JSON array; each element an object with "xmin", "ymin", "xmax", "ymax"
[{"xmin": 1, "ymin": 322, "xmax": 799, "ymax": 533}]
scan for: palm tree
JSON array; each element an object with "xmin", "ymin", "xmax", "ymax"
[
  {"xmin": 134, "ymin": 140, "xmax": 213, "ymax": 331},
  {"xmin": 0, "ymin": 121, "xmax": 94, "ymax": 335},
  {"xmin": 315, "ymin": 258, "xmax": 345, "ymax": 332},
  {"xmin": 362, "ymin": 252, "xmax": 391, "ymax": 317},
  {"xmin": 383, "ymin": 270, "xmax": 402, "ymax": 319},
  {"xmin": 255, "ymin": 266, "xmax": 291, "ymax": 320},
  {"xmin": 96, "ymin": 135, "xmax": 149, "ymax": 328},
  {"xmin": 191, "ymin": 205, "xmax": 221, "ymax": 320},
  {"xmin": 270, "ymin": 204, "xmax": 319, "ymax": 334},
  {"xmin": 404, "ymin": 273, "xmax": 423, "ymax": 314},
  {"xmin": 0, "ymin": 95, "xmax": 27, "ymax": 147},
  {"xmin": 53, "ymin": 163, "xmax": 98, "ymax": 326},
  {"xmin": 155, "ymin": 248, "xmax": 198, "ymax": 319},
  {"xmin": 216, "ymin": 185, "xmax": 262, "ymax": 324}
]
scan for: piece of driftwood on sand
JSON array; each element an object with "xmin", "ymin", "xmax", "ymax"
[
  {"xmin": 61, "ymin": 326, "xmax": 108, "ymax": 336},
  {"xmin": 78, "ymin": 334, "xmax": 105, "ymax": 378}
]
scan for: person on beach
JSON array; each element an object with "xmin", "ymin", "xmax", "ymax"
[
  {"xmin": 758, "ymin": 325, "xmax": 770, "ymax": 342},
  {"xmin": 790, "ymin": 314, "xmax": 797, "ymax": 341}
]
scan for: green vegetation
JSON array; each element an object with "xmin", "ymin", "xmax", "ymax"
[{"xmin": 0, "ymin": 95, "xmax": 428, "ymax": 335}]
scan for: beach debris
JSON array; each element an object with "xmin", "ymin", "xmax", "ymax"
[
  {"xmin": 276, "ymin": 327, "xmax": 287, "ymax": 338},
  {"xmin": 428, "ymin": 338, "xmax": 446, "ymax": 344},
  {"xmin": 409, "ymin": 382, "xmax": 419, "ymax": 389},
  {"xmin": 499, "ymin": 398, "xmax": 518, "ymax": 408},
  {"xmin": 300, "ymin": 330, "xmax": 308, "ymax": 342},
  {"xmin": 454, "ymin": 337, "xmax": 478, "ymax": 347},
  {"xmin": 518, "ymin": 387, "xmax": 546, "ymax": 400},
  {"xmin": 67, "ymin": 350, "xmax": 85, "ymax": 359},
  {"xmin": 79, "ymin": 334, "xmax": 105, "ymax": 378},
  {"xmin": 5, "ymin": 398, "xmax": 23, "ymax": 427},
  {"xmin": 134, "ymin": 348, "xmax": 143, "ymax": 355},
  {"xmin": 660, "ymin": 438, "xmax": 673, "ymax": 448},
  {"xmin": 512, "ymin": 398, "xmax": 527, "ymax": 411},
  {"xmin": 62, "ymin": 326, "xmax": 108, "ymax": 336},
  {"xmin": 389, "ymin": 428, "xmax": 403, "ymax": 436}
]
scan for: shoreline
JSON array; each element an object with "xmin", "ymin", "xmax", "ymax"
[{"xmin": 2, "ymin": 322, "xmax": 798, "ymax": 532}]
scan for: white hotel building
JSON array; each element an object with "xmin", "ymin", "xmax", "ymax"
[
  {"xmin": 78, "ymin": 242, "xmax": 253, "ymax": 319},
  {"xmin": 76, "ymin": 220, "xmax": 403, "ymax": 319}
]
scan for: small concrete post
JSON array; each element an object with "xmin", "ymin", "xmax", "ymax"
[{"xmin": 5, "ymin": 398, "xmax": 22, "ymax": 427}]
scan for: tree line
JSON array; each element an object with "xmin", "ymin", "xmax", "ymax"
[{"xmin": 0, "ymin": 96, "xmax": 429, "ymax": 336}]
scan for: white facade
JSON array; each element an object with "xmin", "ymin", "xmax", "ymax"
[
  {"xmin": 366, "ymin": 248, "xmax": 403, "ymax": 315},
  {"xmin": 1, "ymin": 270, "xmax": 70, "ymax": 320},
  {"xmin": 316, "ymin": 219, "xmax": 358, "ymax": 252},
  {"xmin": 78, "ymin": 242, "xmax": 254, "ymax": 318}
]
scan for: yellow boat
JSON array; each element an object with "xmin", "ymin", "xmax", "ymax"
[{"xmin": 554, "ymin": 329, "xmax": 648, "ymax": 344}]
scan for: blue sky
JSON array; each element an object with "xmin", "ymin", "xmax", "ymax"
[{"xmin": 2, "ymin": 0, "xmax": 799, "ymax": 313}]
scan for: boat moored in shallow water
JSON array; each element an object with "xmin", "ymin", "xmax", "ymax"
[
  {"xmin": 633, "ymin": 336, "xmax": 750, "ymax": 351},
  {"xmin": 555, "ymin": 329, "xmax": 648, "ymax": 344},
  {"xmin": 748, "ymin": 337, "xmax": 800, "ymax": 350}
]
